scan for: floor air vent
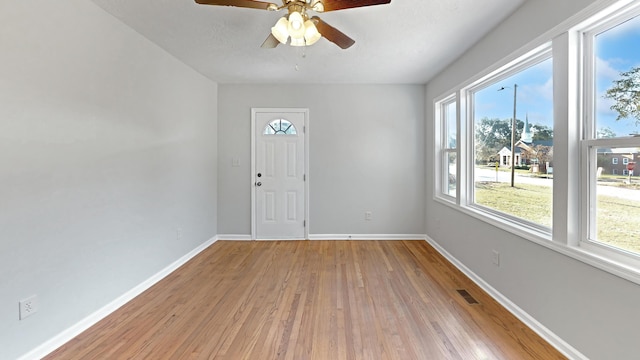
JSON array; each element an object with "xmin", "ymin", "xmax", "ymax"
[{"xmin": 456, "ymin": 289, "xmax": 479, "ymax": 305}]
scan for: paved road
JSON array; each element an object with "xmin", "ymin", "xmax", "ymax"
[
  {"xmin": 475, "ymin": 167, "xmax": 640, "ymax": 201},
  {"xmin": 596, "ymin": 183, "xmax": 640, "ymax": 201},
  {"xmin": 475, "ymin": 167, "xmax": 552, "ymax": 186}
]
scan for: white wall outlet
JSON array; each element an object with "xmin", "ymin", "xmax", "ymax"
[
  {"xmin": 364, "ymin": 211, "xmax": 372, "ymax": 221},
  {"xmin": 19, "ymin": 295, "xmax": 38, "ymax": 320},
  {"xmin": 492, "ymin": 250, "xmax": 500, "ymax": 267},
  {"xmin": 176, "ymin": 228, "xmax": 182, "ymax": 241}
]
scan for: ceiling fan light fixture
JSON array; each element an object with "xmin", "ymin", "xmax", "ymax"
[
  {"xmin": 271, "ymin": 16, "xmax": 290, "ymax": 44},
  {"xmin": 290, "ymin": 37, "xmax": 306, "ymax": 47},
  {"xmin": 311, "ymin": 0, "xmax": 324, "ymax": 12},
  {"xmin": 287, "ymin": 11, "xmax": 306, "ymax": 39},
  {"xmin": 303, "ymin": 20, "xmax": 321, "ymax": 45}
]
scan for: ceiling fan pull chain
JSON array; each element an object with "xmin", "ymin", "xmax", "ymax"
[{"xmin": 293, "ymin": 45, "xmax": 307, "ymax": 71}]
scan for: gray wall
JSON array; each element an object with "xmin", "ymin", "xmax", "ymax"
[
  {"xmin": 425, "ymin": 0, "xmax": 640, "ymax": 359},
  {"xmin": 0, "ymin": 2, "xmax": 218, "ymax": 359},
  {"xmin": 218, "ymin": 84, "xmax": 425, "ymax": 236},
  {"xmin": 9, "ymin": 0, "xmax": 637, "ymax": 358}
]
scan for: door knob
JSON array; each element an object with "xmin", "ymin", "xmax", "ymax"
[{"xmin": 256, "ymin": 182, "xmax": 262, "ymax": 187}]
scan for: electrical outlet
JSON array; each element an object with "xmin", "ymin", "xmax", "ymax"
[
  {"xmin": 364, "ymin": 211, "xmax": 372, "ymax": 221},
  {"xmin": 19, "ymin": 295, "xmax": 38, "ymax": 320},
  {"xmin": 176, "ymin": 228, "xmax": 182, "ymax": 241},
  {"xmin": 492, "ymin": 250, "xmax": 500, "ymax": 267}
]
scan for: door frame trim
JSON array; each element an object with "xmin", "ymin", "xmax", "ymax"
[{"xmin": 251, "ymin": 108, "xmax": 310, "ymax": 240}]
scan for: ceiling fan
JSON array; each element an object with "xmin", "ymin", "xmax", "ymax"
[{"xmin": 195, "ymin": 0, "xmax": 391, "ymax": 49}]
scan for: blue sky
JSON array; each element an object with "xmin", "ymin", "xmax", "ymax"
[
  {"xmin": 474, "ymin": 58, "xmax": 553, "ymax": 131},
  {"xmin": 474, "ymin": 14, "xmax": 640, "ymax": 137},
  {"xmin": 595, "ymin": 14, "xmax": 640, "ymax": 136}
]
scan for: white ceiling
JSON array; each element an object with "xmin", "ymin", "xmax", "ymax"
[{"xmin": 89, "ymin": 0, "xmax": 526, "ymax": 84}]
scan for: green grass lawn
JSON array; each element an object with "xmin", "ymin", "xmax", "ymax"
[
  {"xmin": 475, "ymin": 181, "xmax": 640, "ymax": 254},
  {"xmin": 475, "ymin": 182, "xmax": 553, "ymax": 227},
  {"xmin": 596, "ymin": 196, "xmax": 640, "ymax": 254}
]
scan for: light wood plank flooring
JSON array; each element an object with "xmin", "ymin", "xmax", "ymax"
[{"xmin": 45, "ymin": 240, "xmax": 565, "ymax": 359}]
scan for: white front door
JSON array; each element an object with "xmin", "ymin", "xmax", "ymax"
[{"xmin": 252, "ymin": 109, "xmax": 308, "ymax": 240}]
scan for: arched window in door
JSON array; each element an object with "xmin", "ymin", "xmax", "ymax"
[{"xmin": 263, "ymin": 119, "xmax": 297, "ymax": 135}]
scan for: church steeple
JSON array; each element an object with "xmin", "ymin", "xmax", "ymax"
[{"xmin": 521, "ymin": 113, "xmax": 533, "ymax": 143}]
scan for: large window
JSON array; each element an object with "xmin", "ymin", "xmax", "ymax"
[
  {"xmin": 471, "ymin": 54, "xmax": 554, "ymax": 230},
  {"xmin": 435, "ymin": 46, "xmax": 553, "ymax": 235},
  {"xmin": 583, "ymin": 7, "xmax": 640, "ymax": 257}
]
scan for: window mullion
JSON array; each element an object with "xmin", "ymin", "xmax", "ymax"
[{"xmin": 460, "ymin": 88, "xmax": 472, "ymax": 207}]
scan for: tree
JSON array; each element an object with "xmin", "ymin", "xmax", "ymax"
[
  {"xmin": 475, "ymin": 117, "xmax": 514, "ymax": 163},
  {"xmin": 604, "ymin": 66, "xmax": 640, "ymax": 126},
  {"xmin": 596, "ymin": 126, "xmax": 617, "ymax": 138},
  {"xmin": 529, "ymin": 144, "xmax": 553, "ymax": 171},
  {"xmin": 532, "ymin": 124, "xmax": 553, "ymax": 141},
  {"xmin": 475, "ymin": 117, "xmax": 553, "ymax": 163}
]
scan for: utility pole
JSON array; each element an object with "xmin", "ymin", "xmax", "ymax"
[
  {"xmin": 510, "ymin": 84, "xmax": 518, "ymax": 187},
  {"xmin": 499, "ymin": 85, "xmax": 519, "ymax": 187}
]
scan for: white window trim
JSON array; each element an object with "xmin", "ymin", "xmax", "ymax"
[
  {"xmin": 433, "ymin": 43, "xmax": 554, "ymax": 243},
  {"xmin": 434, "ymin": 93, "xmax": 458, "ymax": 204},
  {"xmin": 461, "ymin": 44, "xmax": 553, "ymax": 238},
  {"xmin": 577, "ymin": 0, "xmax": 640, "ymax": 279}
]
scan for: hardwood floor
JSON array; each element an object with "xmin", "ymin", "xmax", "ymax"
[{"xmin": 45, "ymin": 241, "xmax": 565, "ymax": 359}]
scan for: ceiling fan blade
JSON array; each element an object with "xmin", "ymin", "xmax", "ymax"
[
  {"xmin": 261, "ymin": 33, "xmax": 281, "ymax": 48},
  {"xmin": 314, "ymin": 0, "xmax": 391, "ymax": 12},
  {"xmin": 195, "ymin": 0, "xmax": 277, "ymax": 11},
  {"xmin": 311, "ymin": 16, "xmax": 355, "ymax": 49}
]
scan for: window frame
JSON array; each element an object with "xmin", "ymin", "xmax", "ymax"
[
  {"xmin": 463, "ymin": 44, "xmax": 554, "ymax": 236},
  {"xmin": 434, "ymin": 93, "xmax": 459, "ymax": 204},
  {"xmin": 578, "ymin": 1, "xmax": 640, "ymax": 269},
  {"xmin": 433, "ymin": 43, "xmax": 554, "ymax": 242},
  {"xmin": 263, "ymin": 118, "xmax": 298, "ymax": 135}
]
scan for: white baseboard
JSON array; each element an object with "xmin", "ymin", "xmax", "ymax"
[
  {"xmin": 308, "ymin": 234, "xmax": 427, "ymax": 240},
  {"xmin": 423, "ymin": 236, "xmax": 587, "ymax": 360},
  {"xmin": 216, "ymin": 234, "xmax": 252, "ymax": 241},
  {"xmin": 18, "ymin": 236, "xmax": 219, "ymax": 360},
  {"xmin": 216, "ymin": 234, "xmax": 428, "ymax": 241}
]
